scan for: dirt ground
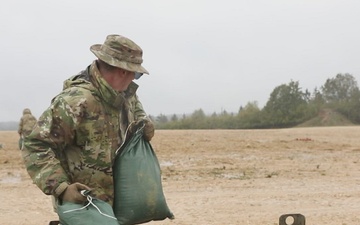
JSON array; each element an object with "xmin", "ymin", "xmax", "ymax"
[{"xmin": 1, "ymin": 127, "xmax": 360, "ymax": 225}]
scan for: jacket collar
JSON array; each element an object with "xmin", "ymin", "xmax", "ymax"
[{"xmin": 62, "ymin": 61, "xmax": 139, "ymax": 109}]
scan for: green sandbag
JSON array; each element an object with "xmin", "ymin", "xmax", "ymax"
[
  {"xmin": 57, "ymin": 197, "xmax": 118, "ymax": 225},
  {"xmin": 113, "ymin": 127, "xmax": 174, "ymax": 225}
]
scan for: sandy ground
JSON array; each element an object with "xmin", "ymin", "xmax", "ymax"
[{"xmin": 1, "ymin": 127, "xmax": 360, "ymax": 225}]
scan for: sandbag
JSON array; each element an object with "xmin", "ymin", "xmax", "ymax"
[
  {"xmin": 113, "ymin": 126, "xmax": 174, "ymax": 225},
  {"xmin": 57, "ymin": 196, "xmax": 118, "ymax": 225}
]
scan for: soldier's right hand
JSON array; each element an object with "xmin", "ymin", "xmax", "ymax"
[{"xmin": 61, "ymin": 182, "xmax": 92, "ymax": 204}]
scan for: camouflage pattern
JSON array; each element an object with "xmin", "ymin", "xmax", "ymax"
[
  {"xmin": 18, "ymin": 108, "xmax": 37, "ymax": 137},
  {"xmin": 22, "ymin": 61, "xmax": 147, "ymax": 206},
  {"xmin": 90, "ymin": 34, "xmax": 149, "ymax": 75}
]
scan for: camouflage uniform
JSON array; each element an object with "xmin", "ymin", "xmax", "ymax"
[
  {"xmin": 22, "ymin": 61, "xmax": 147, "ymax": 206},
  {"xmin": 18, "ymin": 108, "xmax": 37, "ymax": 149},
  {"xmin": 18, "ymin": 108, "xmax": 37, "ymax": 137}
]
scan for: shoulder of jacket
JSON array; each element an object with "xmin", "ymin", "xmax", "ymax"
[{"xmin": 53, "ymin": 85, "xmax": 96, "ymax": 103}]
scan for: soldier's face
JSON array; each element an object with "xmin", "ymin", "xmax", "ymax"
[{"xmin": 103, "ymin": 68, "xmax": 135, "ymax": 92}]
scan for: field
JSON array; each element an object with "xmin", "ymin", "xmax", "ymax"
[{"xmin": 1, "ymin": 127, "xmax": 360, "ymax": 225}]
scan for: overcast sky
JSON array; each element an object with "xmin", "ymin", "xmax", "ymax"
[{"xmin": 1, "ymin": 0, "xmax": 359, "ymax": 121}]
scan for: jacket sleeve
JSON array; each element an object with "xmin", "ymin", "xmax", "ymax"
[
  {"xmin": 18, "ymin": 117, "xmax": 24, "ymax": 135},
  {"xmin": 132, "ymin": 94, "xmax": 148, "ymax": 121},
  {"xmin": 22, "ymin": 96, "xmax": 77, "ymax": 197}
]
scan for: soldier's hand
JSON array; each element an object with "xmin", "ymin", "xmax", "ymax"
[
  {"xmin": 143, "ymin": 119, "xmax": 155, "ymax": 141},
  {"xmin": 129, "ymin": 119, "xmax": 155, "ymax": 141},
  {"xmin": 61, "ymin": 182, "xmax": 92, "ymax": 204}
]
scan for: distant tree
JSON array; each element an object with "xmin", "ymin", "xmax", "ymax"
[
  {"xmin": 321, "ymin": 73, "xmax": 359, "ymax": 103},
  {"xmin": 237, "ymin": 101, "xmax": 263, "ymax": 128},
  {"xmin": 321, "ymin": 73, "xmax": 360, "ymax": 123},
  {"xmin": 217, "ymin": 109, "xmax": 237, "ymax": 129},
  {"xmin": 262, "ymin": 80, "xmax": 308, "ymax": 127},
  {"xmin": 311, "ymin": 87, "xmax": 325, "ymax": 106},
  {"xmin": 346, "ymin": 89, "xmax": 360, "ymax": 123},
  {"xmin": 170, "ymin": 114, "xmax": 178, "ymax": 122},
  {"xmin": 239, "ymin": 101, "xmax": 260, "ymax": 115},
  {"xmin": 303, "ymin": 87, "xmax": 325, "ymax": 119},
  {"xmin": 156, "ymin": 114, "xmax": 168, "ymax": 123},
  {"xmin": 191, "ymin": 109, "xmax": 206, "ymax": 120},
  {"xmin": 211, "ymin": 112, "xmax": 218, "ymax": 117},
  {"xmin": 188, "ymin": 109, "xmax": 206, "ymax": 128}
]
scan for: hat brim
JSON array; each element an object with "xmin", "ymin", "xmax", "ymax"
[{"xmin": 90, "ymin": 44, "xmax": 149, "ymax": 74}]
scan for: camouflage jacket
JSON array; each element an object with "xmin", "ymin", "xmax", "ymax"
[
  {"xmin": 22, "ymin": 61, "xmax": 147, "ymax": 206},
  {"xmin": 18, "ymin": 108, "xmax": 37, "ymax": 137}
]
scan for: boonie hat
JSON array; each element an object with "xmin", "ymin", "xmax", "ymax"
[{"xmin": 90, "ymin": 34, "xmax": 149, "ymax": 74}]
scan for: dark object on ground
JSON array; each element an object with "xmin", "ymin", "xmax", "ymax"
[{"xmin": 279, "ymin": 213, "xmax": 305, "ymax": 225}]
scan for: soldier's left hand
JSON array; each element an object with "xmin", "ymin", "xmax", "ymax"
[{"xmin": 143, "ymin": 119, "xmax": 155, "ymax": 141}]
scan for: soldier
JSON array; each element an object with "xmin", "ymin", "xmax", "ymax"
[
  {"xmin": 18, "ymin": 108, "xmax": 37, "ymax": 149},
  {"xmin": 22, "ymin": 34, "xmax": 154, "ymax": 210}
]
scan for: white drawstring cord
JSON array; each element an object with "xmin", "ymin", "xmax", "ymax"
[
  {"xmin": 62, "ymin": 195, "xmax": 117, "ymax": 220},
  {"xmin": 115, "ymin": 119, "xmax": 146, "ymax": 156},
  {"xmin": 115, "ymin": 121, "xmax": 135, "ymax": 155}
]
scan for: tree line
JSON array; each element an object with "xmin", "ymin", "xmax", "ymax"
[
  {"xmin": 153, "ymin": 73, "xmax": 360, "ymax": 129},
  {"xmin": 1, "ymin": 73, "xmax": 358, "ymax": 131}
]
